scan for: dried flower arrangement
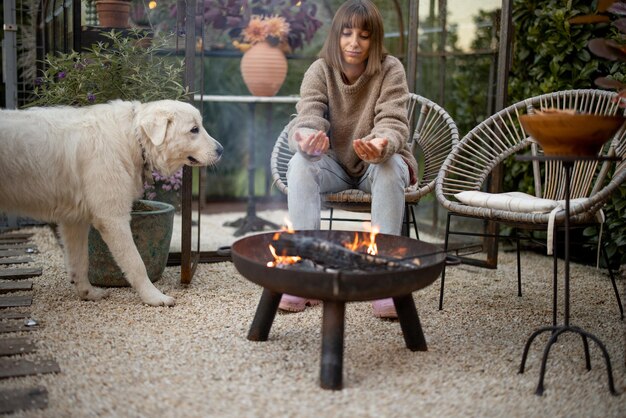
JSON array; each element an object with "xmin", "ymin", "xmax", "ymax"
[{"xmin": 233, "ymin": 14, "xmax": 290, "ymax": 53}]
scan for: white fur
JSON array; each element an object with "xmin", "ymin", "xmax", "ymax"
[{"xmin": 0, "ymin": 100, "xmax": 223, "ymax": 306}]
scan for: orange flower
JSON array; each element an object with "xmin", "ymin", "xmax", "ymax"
[
  {"xmin": 242, "ymin": 16, "xmax": 267, "ymax": 44},
  {"xmin": 264, "ymin": 15, "xmax": 290, "ymax": 41}
]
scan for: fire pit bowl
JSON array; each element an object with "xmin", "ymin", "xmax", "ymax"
[
  {"xmin": 231, "ymin": 230, "xmax": 446, "ymax": 302},
  {"xmin": 231, "ymin": 230, "xmax": 446, "ymax": 390}
]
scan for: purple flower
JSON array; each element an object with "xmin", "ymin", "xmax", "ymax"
[
  {"xmin": 34, "ymin": 77, "xmax": 43, "ymax": 86},
  {"xmin": 87, "ymin": 92, "xmax": 96, "ymax": 103},
  {"xmin": 57, "ymin": 71, "xmax": 66, "ymax": 79}
]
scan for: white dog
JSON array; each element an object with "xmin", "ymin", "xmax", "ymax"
[{"xmin": 0, "ymin": 100, "xmax": 223, "ymax": 306}]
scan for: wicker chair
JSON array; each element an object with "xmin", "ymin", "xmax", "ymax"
[
  {"xmin": 435, "ymin": 89, "xmax": 625, "ymax": 319},
  {"xmin": 270, "ymin": 93, "xmax": 459, "ymax": 238}
]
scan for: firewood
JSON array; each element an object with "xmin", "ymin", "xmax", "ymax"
[{"xmin": 271, "ymin": 234, "xmax": 420, "ymax": 272}]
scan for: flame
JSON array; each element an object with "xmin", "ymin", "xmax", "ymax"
[
  {"xmin": 342, "ymin": 225, "xmax": 379, "ymax": 255},
  {"xmin": 267, "ymin": 223, "xmax": 380, "ymax": 268},
  {"xmin": 267, "ymin": 244, "xmax": 301, "ymax": 267},
  {"xmin": 267, "ymin": 221, "xmax": 299, "ymax": 267}
]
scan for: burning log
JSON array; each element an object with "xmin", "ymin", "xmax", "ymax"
[{"xmin": 271, "ymin": 233, "xmax": 420, "ymax": 272}]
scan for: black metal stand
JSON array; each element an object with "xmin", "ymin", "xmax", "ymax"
[
  {"xmin": 517, "ymin": 158, "xmax": 619, "ymax": 396},
  {"xmin": 246, "ymin": 289, "xmax": 427, "ymax": 390},
  {"xmin": 224, "ymin": 102, "xmax": 279, "ymax": 236}
]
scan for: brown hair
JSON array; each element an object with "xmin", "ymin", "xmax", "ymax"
[{"xmin": 318, "ymin": 0, "xmax": 388, "ymax": 77}]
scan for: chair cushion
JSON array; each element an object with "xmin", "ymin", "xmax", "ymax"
[{"xmin": 454, "ymin": 191, "xmax": 559, "ymax": 213}]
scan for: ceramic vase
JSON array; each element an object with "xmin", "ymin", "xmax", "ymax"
[{"xmin": 240, "ymin": 41, "xmax": 288, "ymax": 96}]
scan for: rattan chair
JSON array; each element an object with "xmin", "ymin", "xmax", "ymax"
[
  {"xmin": 270, "ymin": 93, "xmax": 459, "ymax": 237},
  {"xmin": 435, "ymin": 89, "xmax": 625, "ymax": 319}
]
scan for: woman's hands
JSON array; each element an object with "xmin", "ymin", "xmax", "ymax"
[
  {"xmin": 294, "ymin": 130, "xmax": 388, "ymax": 162},
  {"xmin": 295, "ymin": 130, "xmax": 330, "ymax": 157},
  {"xmin": 353, "ymin": 137, "xmax": 388, "ymax": 161}
]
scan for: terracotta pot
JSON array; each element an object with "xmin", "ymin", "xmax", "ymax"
[
  {"xmin": 240, "ymin": 41, "xmax": 288, "ymax": 96},
  {"xmin": 95, "ymin": 0, "xmax": 131, "ymax": 28}
]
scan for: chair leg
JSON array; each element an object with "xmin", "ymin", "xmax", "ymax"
[
  {"xmin": 514, "ymin": 228, "xmax": 522, "ymax": 297},
  {"xmin": 552, "ymin": 240, "xmax": 558, "ymax": 328},
  {"xmin": 328, "ymin": 208, "xmax": 334, "ymax": 231},
  {"xmin": 401, "ymin": 205, "xmax": 409, "ymax": 237},
  {"xmin": 410, "ymin": 205, "xmax": 419, "ymax": 240},
  {"xmin": 438, "ymin": 212, "xmax": 452, "ymax": 310},
  {"xmin": 601, "ymin": 244, "xmax": 624, "ymax": 320}
]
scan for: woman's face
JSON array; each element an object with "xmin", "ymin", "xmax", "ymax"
[{"xmin": 339, "ymin": 26, "xmax": 371, "ymax": 67}]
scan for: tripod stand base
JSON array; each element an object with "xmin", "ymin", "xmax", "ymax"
[{"xmin": 224, "ymin": 215, "xmax": 280, "ymax": 237}]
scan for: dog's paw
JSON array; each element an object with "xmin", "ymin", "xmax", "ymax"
[
  {"xmin": 78, "ymin": 286, "xmax": 109, "ymax": 301},
  {"xmin": 141, "ymin": 291, "xmax": 176, "ymax": 307}
]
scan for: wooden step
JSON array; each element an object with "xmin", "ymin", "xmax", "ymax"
[
  {"xmin": 0, "ymin": 268, "xmax": 42, "ymax": 280},
  {"xmin": 0, "ymin": 281, "xmax": 33, "ymax": 294},
  {"xmin": 0, "ymin": 250, "xmax": 33, "ymax": 257},
  {"xmin": 0, "ymin": 257, "xmax": 34, "ymax": 265},
  {"xmin": 0, "ymin": 358, "xmax": 60, "ymax": 379},
  {"xmin": 0, "ymin": 311, "xmax": 31, "ymax": 320},
  {"xmin": 0, "ymin": 321, "xmax": 39, "ymax": 334},
  {"xmin": 0, "ymin": 337, "xmax": 35, "ymax": 356},
  {"xmin": 0, "ymin": 233, "xmax": 33, "ymax": 240},
  {"xmin": 0, "ymin": 386, "xmax": 48, "ymax": 414},
  {"xmin": 0, "ymin": 295, "xmax": 32, "ymax": 308},
  {"xmin": 0, "ymin": 243, "xmax": 38, "ymax": 251}
]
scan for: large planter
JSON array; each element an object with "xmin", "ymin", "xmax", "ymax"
[
  {"xmin": 240, "ymin": 41, "xmax": 288, "ymax": 96},
  {"xmin": 88, "ymin": 200, "xmax": 175, "ymax": 287},
  {"xmin": 95, "ymin": 0, "xmax": 131, "ymax": 28}
]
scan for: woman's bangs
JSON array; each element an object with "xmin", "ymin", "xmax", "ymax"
[{"xmin": 341, "ymin": 11, "xmax": 372, "ymax": 32}]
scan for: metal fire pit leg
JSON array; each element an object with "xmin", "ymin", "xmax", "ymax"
[
  {"xmin": 393, "ymin": 294, "xmax": 427, "ymax": 351},
  {"xmin": 247, "ymin": 289, "xmax": 282, "ymax": 341},
  {"xmin": 320, "ymin": 300, "xmax": 345, "ymax": 390}
]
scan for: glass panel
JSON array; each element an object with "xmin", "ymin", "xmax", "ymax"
[
  {"xmin": 53, "ymin": 0, "xmax": 65, "ymax": 51},
  {"xmin": 416, "ymin": 0, "xmax": 501, "ymax": 135},
  {"xmin": 65, "ymin": 0, "xmax": 73, "ymax": 52}
]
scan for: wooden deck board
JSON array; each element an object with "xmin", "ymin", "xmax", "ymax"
[
  {"xmin": 0, "ymin": 386, "xmax": 48, "ymax": 414},
  {"xmin": 0, "ymin": 257, "xmax": 34, "ymax": 265},
  {"xmin": 0, "ymin": 243, "xmax": 38, "ymax": 251},
  {"xmin": 0, "ymin": 337, "xmax": 35, "ymax": 356},
  {"xmin": 0, "ymin": 281, "xmax": 33, "ymax": 293},
  {"xmin": 0, "ymin": 250, "xmax": 32, "ymax": 258},
  {"xmin": 0, "ymin": 358, "xmax": 60, "ymax": 379},
  {"xmin": 0, "ymin": 268, "xmax": 42, "ymax": 280},
  {"xmin": 0, "ymin": 311, "xmax": 31, "ymax": 319},
  {"xmin": 0, "ymin": 233, "xmax": 33, "ymax": 240},
  {"xmin": 0, "ymin": 295, "xmax": 32, "ymax": 308},
  {"xmin": 0, "ymin": 322, "xmax": 38, "ymax": 334}
]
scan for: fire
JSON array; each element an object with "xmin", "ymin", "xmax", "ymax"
[
  {"xmin": 267, "ymin": 223, "xmax": 381, "ymax": 268},
  {"xmin": 343, "ymin": 225, "xmax": 379, "ymax": 255},
  {"xmin": 267, "ymin": 221, "xmax": 300, "ymax": 267}
]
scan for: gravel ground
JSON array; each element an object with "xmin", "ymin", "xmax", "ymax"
[{"xmin": 1, "ymin": 214, "xmax": 625, "ymax": 418}]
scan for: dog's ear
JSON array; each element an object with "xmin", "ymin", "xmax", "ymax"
[{"xmin": 140, "ymin": 111, "xmax": 171, "ymax": 146}]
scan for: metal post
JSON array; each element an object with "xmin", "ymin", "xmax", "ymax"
[
  {"xmin": 406, "ymin": 0, "xmax": 419, "ymax": 93},
  {"xmin": 3, "ymin": 0, "xmax": 18, "ymax": 109},
  {"xmin": 485, "ymin": 0, "xmax": 513, "ymax": 268},
  {"xmin": 180, "ymin": 0, "xmax": 197, "ymax": 284}
]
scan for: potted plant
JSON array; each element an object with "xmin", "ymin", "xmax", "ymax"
[
  {"xmin": 30, "ymin": 29, "xmax": 188, "ymax": 286},
  {"xmin": 95, "ymin": 0, "xmax": 132, "ymax": 28}
]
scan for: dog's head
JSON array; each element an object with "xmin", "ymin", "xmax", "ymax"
[{"xmin": 137, "ymin": 100, "xmax": 223, "ymax": 175}]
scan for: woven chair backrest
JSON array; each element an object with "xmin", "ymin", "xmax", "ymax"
[{"xmin": 438, "ymin": 89, "xmax": 625, "ymax": 202}]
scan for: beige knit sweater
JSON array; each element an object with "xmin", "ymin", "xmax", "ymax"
[{"xmin": 288, "ymin": 55, "xmax": 418, "ymax": 185}]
